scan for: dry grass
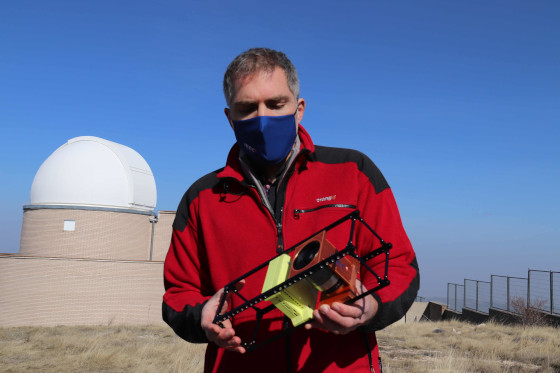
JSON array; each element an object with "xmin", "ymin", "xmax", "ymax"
[
  {"xmin": 0, "ymin": 321, "xmax": 558, "ymax": 372},
  {"xmin": 0, "ymin": 325, "xmax": 205, "ymax": 373},
  {"xmin": 378, "ymin": 320, "xmax": 560, "ymax": 373}
]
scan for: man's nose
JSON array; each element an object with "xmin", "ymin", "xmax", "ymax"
[{"xmin": 257, "ymin": 104, "xmax": 273, "ymax": 117}]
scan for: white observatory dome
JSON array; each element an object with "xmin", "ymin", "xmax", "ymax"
[{"xmin": 30, "ymin": 136, "xmax": 156, "ymax": 211}]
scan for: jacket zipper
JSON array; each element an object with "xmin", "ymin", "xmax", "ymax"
[
  {"xmin": 275, "ymin": 209, "xmax": 284, "ymax": 254},
  {"xmin": 293, "ymin": 203, "xmax": 357, "ymax": 220},
  {"xmin": 247, "ymin": 184, "xmax": 283, "ymax": 253},
  {"xmin": 274, "ymin": 153, "xmax": 301, "ymax": 253}
]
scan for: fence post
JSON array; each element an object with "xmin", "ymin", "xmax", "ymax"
[
  {"xmin": 476, "ymin": 280, "xmax": 479, "ymax": 312},
  {"xmin": 455, "ymin": 284, "xmax": 457, "ymax": 311},
  {"xmin": 551, "ymin": 271, "xmax": 554, "ymax": 314},
  {"xmin": 490, "ymin": 275, "xmax": 494, "ymax": 309},
  {"xmin": 507, "ymin": 276, "xmax": 510, "ymax": 312},
  {"xmin": 527, "ymin": 269, "xmax": 531, "ymax": 307},
  {"xmin": 464, "ymin": 279, "xmax": 467, "ymax": 311}
]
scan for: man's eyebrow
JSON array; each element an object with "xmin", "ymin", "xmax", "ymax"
[
  {"xmin": 233, "ymin": 100, "xmax": 257, "ymax": 106},
  {"xmin": 233, "ymin": 95, "xmax": 291, "ymax": 107},
  {"xmin": 266, "ymin": 95, "xmax": 291, "ymax": 102}
]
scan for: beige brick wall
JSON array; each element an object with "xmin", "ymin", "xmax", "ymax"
[
  {"xmin": 151, "ymin": 211, "xmax": 175, "ymax": 261},
  {"xmin": 0, "ymin": 255, "xmax": 164, "ymax": 326},
  {"xmin": 1, "ymin": 208, "xmax": 178, "ymax": 327},
  {"xmin": 20, "ymin": 209, "xmax": 153, "ymax": 260}
]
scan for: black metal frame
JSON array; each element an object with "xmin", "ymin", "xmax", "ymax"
[{"xmin": 212, "ymin": 210, "xmax": 392, "ymax": 351}]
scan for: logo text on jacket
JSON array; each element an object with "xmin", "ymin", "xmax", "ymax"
[{"xmin": 316, "ymin": 195, "xmax": 336, "ymax": 203}]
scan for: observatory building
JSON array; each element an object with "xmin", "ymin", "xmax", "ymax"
[{"xmin": 0, "ymin": 136, "xmax": 175, "ymax": 326}]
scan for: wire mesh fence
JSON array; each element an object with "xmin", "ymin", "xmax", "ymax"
[
  {"xmin": 478, "ymin": 281, "xmax": 491, "ymax": 313},
  {"xmin": 464, "ymin": 279, "xmax": 490, "ymax": 313},
  {"xmin": 490, "ymin": 275, "xmax": 527, "ymax": 312},
  {"xmin": 447, "ymin": 269, "xmax": 557, "ymax": 316},
  {"xmin": 555, "ymin": 272, "xmax": 560, "ymax": 315},
  {"xmin": 528, "ymin": 270, "xmax": 559, "ymax": 315},
  {"xmin": 447, "ymin": 283, "xmax": 464, "ymax": 312},
  {"xmin": 509, "ymin": 276, "xmax": 529, "ymax": 309},
  {"xmin": 490, "ymin": 275, "xmax": 508, "ymax": 311}
]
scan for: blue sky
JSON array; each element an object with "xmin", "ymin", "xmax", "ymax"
[{"xmin": 1, "ymin": 1, "xmax": 558, "ymax": 299}]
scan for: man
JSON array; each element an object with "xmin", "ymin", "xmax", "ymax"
[{"xmin": 163, "ymin": 48, "xmax": 419, "ymax": 373}]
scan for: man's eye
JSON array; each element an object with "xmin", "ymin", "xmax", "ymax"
[
  {"xmin": 269, "ymin": 103, "xmax": 285, "ymax": 110},
  {"xmin": 238, "ymin": 107, "xmax": 256, "ymax": 115}
]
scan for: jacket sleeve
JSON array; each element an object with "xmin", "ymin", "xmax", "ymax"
[
  {"xmin": 162, "ymin": 190, "xmax": 213, "ymax": 343},
  {"xmin": 355, "ymin": 155, "xmax": 420, "ymax": 331}
]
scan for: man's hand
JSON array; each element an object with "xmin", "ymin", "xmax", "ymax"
[
  {"xmin": 201, "ymin": 281, "xmax": 246, "ymax": 353},
  {"xmin": 304, "ymin": 278, "xmax": 378, "ymax": 334}
]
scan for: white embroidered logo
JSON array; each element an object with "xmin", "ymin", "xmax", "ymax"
[{"xmin": 316, "ymin": 195, "xmax": 336, "ymax": 203}]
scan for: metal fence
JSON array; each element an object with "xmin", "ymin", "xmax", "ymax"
[
  {"xmin": 464, "ymin": 279, "xmax": 491, "ymax": 313},
  {"xmin": 490, "ymin": 275, "xmax": 527, "ymax": 313},
  {"xmin": 447, "ymin": 269, "xmax": 559, "ymax": 316},
  {"xmin": 447, "ymin": 283, "xmax": 464, "ymax": 312},
  {"xmin": 528, "ymin": 269, "xmax": 559, "ymax": 315}
]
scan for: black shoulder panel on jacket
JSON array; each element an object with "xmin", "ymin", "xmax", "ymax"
[
  {"xmin": 312, "ymin": 145, "xmax": 390, "ymax": 194},
  {"xmin": 172, "ymin": 168, "xmax": 225, "ymax": 232}
]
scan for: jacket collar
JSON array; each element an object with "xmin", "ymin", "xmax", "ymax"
[{"xmin": 217, "ymin": 124, "xmax": 315, "ymax": 183}]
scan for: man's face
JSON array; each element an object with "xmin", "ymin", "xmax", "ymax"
[{"xmin": 225, "ymin": 67, "xmax": 305, "ymax": 124}]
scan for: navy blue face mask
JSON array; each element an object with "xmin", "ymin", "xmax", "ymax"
[{"xmin": 232, "ymin": 111, "xmax": 297, "ymax": 165}]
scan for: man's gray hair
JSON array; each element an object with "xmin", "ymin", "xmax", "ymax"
[{"xmin": 223, "ymin": 48, "xmax": 300, "ymax": 106}]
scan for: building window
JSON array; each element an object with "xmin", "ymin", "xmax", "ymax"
[{"xmin": 63, "ymin": 220, "xmax": 76, "ymax": 232}]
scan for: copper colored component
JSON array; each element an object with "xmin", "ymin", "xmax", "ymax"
[{"xmin": 289, "ymin": 231, "xmax": 359, "ymax": 307}]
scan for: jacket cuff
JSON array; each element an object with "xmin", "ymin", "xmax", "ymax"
[
  {"xmin": 162, "ymin": 301, "xmax": 209, "ymax": 343},
  {"xmin": 363, "ymin": 269, "xmax": 420, "ymax": 331}
]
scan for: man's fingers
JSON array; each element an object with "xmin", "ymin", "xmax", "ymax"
[
  {"xmin": 201, "ymin": 287, "xmax": 246, "ymax": 353},
  {"xmin": 304, "ymin": 298, "xmax": 374, "ymax": 334},
  {"xmin": 210, "ymin": 326, "xmax": 240, "ymax": 346},
  {"xmin": 319, "ymin": 305, "xmax": 357, "ymax": 329},
  {"xmin": 225, "ymin": 342, "xmax": 246, "ymax": 354},
  {"xmin": 216, "ymin": 330, "xmax": 246, "ymax": 354},
  {"xmin": 330, "ymin": 302, "xmax": 363, "ymax": 318},
  {"xmin": 305, "ymin": 305, "xmax": 351, "ymax": 334},
  {"xmin": 217, "ymin": 327, "xmax": 236, "ymax": 342},
  {"xmin": 233, "ymin": 279, "xmax": 246, "ymax": 291}
]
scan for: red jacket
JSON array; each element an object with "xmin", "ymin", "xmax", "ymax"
[{"xmin": 163, "ymin": 126, "xmax": 419, "ymax": 373}]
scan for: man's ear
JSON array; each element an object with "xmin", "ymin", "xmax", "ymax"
[
  {"xmin": 224, "ymin": 108, "xmax": 233, "ymax": 129},
  {"xmin": 296, "ymin": 98, "xmax": 306, "ymax": 124}
]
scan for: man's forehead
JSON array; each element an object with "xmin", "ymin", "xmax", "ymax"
[
  {"xmin": 233, "ymin": 67, "xmax": 279, "ymax": 89},
  {"xmin": 231, "ymin": 67, "xmax": 293, "ymax": 103}
]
